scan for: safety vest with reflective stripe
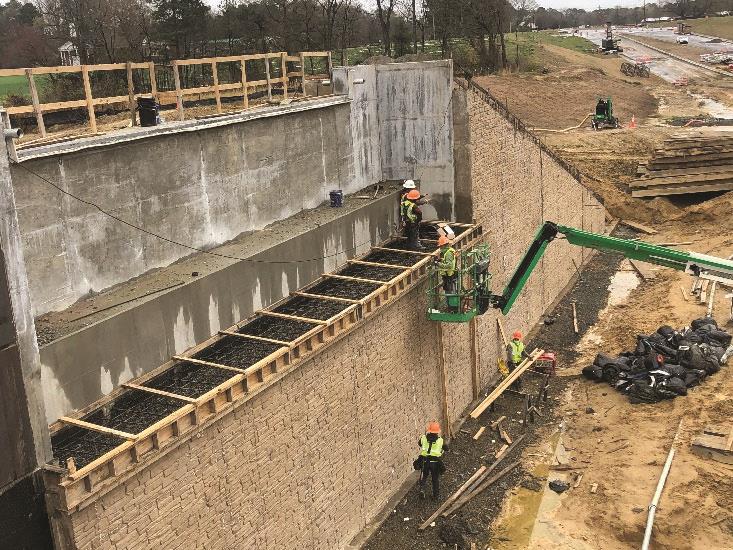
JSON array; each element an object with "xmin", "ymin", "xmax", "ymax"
[
  {"xmin": 401, "ymin": 199, "xmax": 417, "ymax": 223},
  {"xmin": 419, "ymin": 434, "xmax": 444, "ymax": 458},
  {"xmin": 438, "ymin": 246, "xmax": 456, "ymax": 277},
  {"xmin": 510, "ymin": 340, "xmax": 525, "ymax": 364}
]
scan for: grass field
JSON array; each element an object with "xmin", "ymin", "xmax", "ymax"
[
  {"xmin": 0, "ymin": 74, "xmax": 50, "ymax": 103},
  {"xmin": 651, "ymin": 15, "xmax": 733, "ymax": 41}
]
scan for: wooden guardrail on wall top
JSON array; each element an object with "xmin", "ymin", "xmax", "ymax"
[{"xmin": 0, "ymin": 50, "xmax": 333, "ymax": 141}]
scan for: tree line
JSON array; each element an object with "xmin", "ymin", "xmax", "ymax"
[{"xmin": 0, "ymin": 0, "xmax": 731, "ymax": 70}]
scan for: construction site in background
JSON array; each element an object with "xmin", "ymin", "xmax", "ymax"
[{"xmin": 1, "ymin": 15, "xmax": 733, "ymax": 550}]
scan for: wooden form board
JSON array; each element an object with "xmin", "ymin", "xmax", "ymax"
[
  {"xmin": 46, "ymin": 223, "xmax": 484, "ymax": 511},
  {"xmin": 692, "ymin": 424, "xmax": 733, "ymax": 465},
  {"xmin": 4, "ymin": 50, "xmax": 333, "ymax": 140}
]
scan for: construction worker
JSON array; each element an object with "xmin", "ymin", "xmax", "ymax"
[
  {"xmin": 507, "ymin": 330, "xmax": 530, "ymax": 389},
  {"xmin": 416, "ymin": 422, "xmax": 447, "ymax": 499},
  {"xmin": 401, "ymin": 189, "xmax": 423, "ymax": 250},
  {"xmin": 437, "ymin": 236, "xmax": 457, "ymax": 310}
]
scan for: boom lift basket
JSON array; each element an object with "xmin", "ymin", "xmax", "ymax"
[{"xmin": 427, "ymin": 243, "xmax": 491, "ymax": 323}]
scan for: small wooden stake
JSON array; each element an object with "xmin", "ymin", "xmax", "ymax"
[
  {"xmin": 25, "ymin": 69, "xmax": 46, "ymax": 137},
  {"xmin": 66, "ymin": 457, "xmax": 77, "ymax": 474},
  {"xmin": 148, "ymin": 61, "xmax": 158, "ymax": 102},
  {"xmin": 172, "ymin": 61, "xmax": 184, "ymax": 121},
  {"xmin": 211, "ymin": 61, "xmax": 222, "ymax": 113},
  {"xmin": 473, "ymin": 427, "xmax": 485, "ymax": 440},
  {"xmin": 241, "ymin": 59, "xmax": 249, "ymax": 110},
  {"xmin": 280, "ymin": 52, "xmax": 288, "ymax": 100},
  {"xmin": 126, "ymin": 62, "xmax": 136, "ymax": 127},
  {"xmin": 680, "ymin": 285, "xmax": 688, "ymax": 301},
  {"xmin": 572, "ymin": 302, "xmax": 579, "ymax": 334},
  {"xmin": 264, "ymin": 57, "xmax": 273, "ymax": 102},
  {"xmin": 81, "ymin": 65, "xmax": 97, "ymax": 133}
]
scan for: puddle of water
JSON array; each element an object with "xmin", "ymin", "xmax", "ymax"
[{"xmin": 689, "ymin": 93, "xmax": 733, "ymax": 120}]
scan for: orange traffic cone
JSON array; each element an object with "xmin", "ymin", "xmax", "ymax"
[{"xmin": 629, "ymin": 115, "xmax": 637, "ymax": 129}]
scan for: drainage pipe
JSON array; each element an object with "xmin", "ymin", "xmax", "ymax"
[{"xmin": 641, "ymin": 420, "xmax": 683, "ymax": 550}]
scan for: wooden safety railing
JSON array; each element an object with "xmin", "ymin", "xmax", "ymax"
[{"xmin": 0, "ymin": 50, "xmax": 332, "ymax": 141}]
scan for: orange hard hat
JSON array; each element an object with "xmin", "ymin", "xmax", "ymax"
[
  {"xmin": 406, "ymin": 190, "xmax": 421, "ymax": 200},
  {"xmin": 513, "ymin": 331, "xmax": 522, "ymax": 340},
  {"xmin": 438, "ymin": 235, "xmax": 450, "ymax": 246},
  {"xmin": 427, "ymin": 421, "xmax": 441, "ymax": 434}
]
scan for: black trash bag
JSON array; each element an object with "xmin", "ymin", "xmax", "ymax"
[
  {"xmin": 657, "ymin": 325, "xmax": 676, "ymax": 343},
  {"xmin": 582, "ymin": 364, "xmax": 604, "ymax": 381},
  {"xmin": 658, "ymin": 363, "xmax": 686, "ymax": 378},
  {"xmin": 593, "ymin": 353, "xmax": 626, "ymax": 368},
  {"xmin": 602, "ymin": 363, "xmax": 621, "ymax": 384},
  {"xmin": 679, "ymin": 344, "xmax": 720, "ymax": 375},
  {"xmin": 683, "ymin": 368, "xmax": 706, "ymax": 387},
  {"xmin": 654, "ymin": 383, "xmax": 679, "ymax": 400},
  {"xmin": 635, "ymin": 336, "xmax": 652, "ymax": 356},
  {"xmin": 696, "ymin": 327, "xmax": 732, "ymax": 348},
  {"xmin": 659, "ymin": 377, "xmax": 687, "ymax": 396},
  {"xmin": 691, "ymin": 317, "xmax": 717, "ymax": 331},
  {"xmin": 628, "ymin": 381, "xmax": 660, "ymax": 404}
]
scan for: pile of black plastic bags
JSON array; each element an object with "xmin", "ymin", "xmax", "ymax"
[{"xmin": 582, "ymin": 317, "xmax": 732, "ymax": 403}]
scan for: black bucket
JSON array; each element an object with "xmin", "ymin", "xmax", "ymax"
[
  {"xmin": 137, "ymin": 96, "xmax": 159, "ymax": 127},
  {"xmin": 329, "ymin": 190, "xmax": 343, "ymax": 207}
]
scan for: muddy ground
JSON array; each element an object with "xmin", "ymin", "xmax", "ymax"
[{"xmin": 365, "ymin": 31, "xmax": 733, "ymax": 550}]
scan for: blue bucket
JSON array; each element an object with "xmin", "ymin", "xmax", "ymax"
[{"xmin": 329, "ymin": 190, "xmax": 343, "ymax": 207}]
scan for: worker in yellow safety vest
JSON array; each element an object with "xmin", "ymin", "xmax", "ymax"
[
  {"xmin": 507, "ymin": 330, "xmax": 530, "ymax": 389},
  {"xmin": 414, "ymin": 421, "xmax": 447, "ymax": 499},
  {"xmin": 401, "ymin": 189, "xmax": 423, "ymax": 251},
  {"xmin": 437, "ymin": 235, "xmax": 457, "ymax": 311}
]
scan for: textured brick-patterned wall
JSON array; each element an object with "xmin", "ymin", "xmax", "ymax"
[
  {"xmin": 52, "ymin": 84, "xmax": 606, "ymax": 550},
  {"xmin": 54, "ymin": 284, "xmax": 472, "ymax": 550},
  {"xmin": 464, "ymin": 86, "xmax": 606, "ymax": 390}
]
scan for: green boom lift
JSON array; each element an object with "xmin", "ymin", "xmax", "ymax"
[{"xmin": 427, "ymin": 222, "xmax": 733, "ymax": 322}]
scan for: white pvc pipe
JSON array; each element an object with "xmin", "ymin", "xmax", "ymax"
[{"xmin": 641, "ymin": 420, "xmax": 682, "ymax": 550}]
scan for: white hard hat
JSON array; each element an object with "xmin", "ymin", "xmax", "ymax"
[{"xmin": 403, "ymin": 179, "xmax": 416, "ymax": 189}]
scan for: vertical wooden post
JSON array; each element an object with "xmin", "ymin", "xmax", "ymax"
[
  {"xmin": 172, "ymin": 61, "xmax": 184, "ymax": 121},
  {"xmin": 25, "ymin": 69, "xmax": 46, "ymax": 138},
  {"xmin": 300, "ymin": 52, "xmax": 307, "ymax": 97},
  {"xmin": 327, "ymin": 51, "xmax": 333, "ymax": 78},
  {"xmin": 126, "ymin": 62, "xmax": 136, "ymax": 127},
  {"xmin": 436, "ymin": 322, "xmax": 451, "ymax": 438},
  {"xmin": 240, "ymin": 58, "xmax": 249, "ymax": 110},
  {"xmin": 211, "ymin": 60, "xmax": 222, "ymax": 113},
  {"xmin": 264, "ymin": 56, "xmax": 272, "ymax": 102},
  {"xmin": 81, "ymin": 65, "xmax": 97, "ymax": 133},
  {"xmin": 469, "ymin": 317, "xmax": 480, "ymax": 400},
  {"xmin": 280, "ymin": 52, "xmax": 288, "ymax": 100},
  {"xmin": 148, "ymin": 61, "xmax": 158, "ymax": 102}
]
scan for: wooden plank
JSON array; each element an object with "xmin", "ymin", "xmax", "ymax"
[
  {"xmin": 172, "ymin": 61, "xmax": 184, "ymax": 121},
  {"xmin": 264, "ymin": 58, "xmax": 272, "ymax": 102},
  {"xmin": 632, "ymin": 181, "xmax": 733, "ymax": 198},
  {"xmin": 29, "ymin": 65, "xmax": 83, "ymax": 75},
  {"xmin": 349, "ymin": 259, "xmax": 421, "ymax": 270},
  {"xmin": 680, "ymin": 285, "xmax": 689, "ymax": 301},
  {"xmin": 324, "ymin": 273, "xmax": 390, "ymax": 285},
  {"xmin": 490, "ymin": 416, "xmax": 507, "ymax": 429},
  {"xmin": 122, "ymin": 383, "xmax": 196, "ymax": 403},
  {"xmin": 418, "ymin": 465, "xmax": 487, "ymax": 530},
  {"xmin": 148, "ymin": 62, "xmax": 158, "ymax": 102},
  {"xmin": 469, "ymin": 318, "xmax": 479, "ymax": 400},
  {"xmin": 473, "ymin": 427, "xmax": 485, "ymax": 440},
  {"xmin": 495, "ymin": 444, "xmax": 509, "ymax": 459},
  {"xmin": 497, "ymin": 318, "xmax": 509, "ymax": 347},
  {"xmin": 240, "ymin": 59, "xmax": 249, "ymax": 110},
  {"xmin": 371, "ymin": 246, "xmax": 434, "ymax": 256},
  {"xmin": 59, "ymin": 416, "xmax": 136, "ymax": 441},
  {"xmin": 300, "ymin": 52, "xmax": 307, "ymax": 97},
  {"xmin": 632, "ymin": 169, "xmax": 733, "ymax": 188},
  {"xmin": 444, "ymin": 460, "xmax": 521, "ymax": 516},
  {"xmin": 470, "ymin": 349, "xmax": 544, "ymax": 419},
  {"xmin": 572, "ymin": 302, "xmax": 579, "ymax": 334},
  {"xmin": 281, "ymin": 53, "xmax": 288, "ymax": 100},
  {"xmin": 81, "ymin": 65, "xmax": 97, "ymax": 133},
  {"xmin": 25, "ymin": 69, "xmax": 46, "ymax": 138},
  {"xmin": 259, "ymin": 310, "xmax": 329, "ymax": 325},
  {"xmin": 172, "ymin": 355, "xmax": 245, "ymax": 372},
  {"xmin": 629, "ymin": 259, "xmax": 657, "ymax": 281},
  {"xmin": 126, "ymin": 62, "xmax": 136, "ymax": 127},
  {"xmin": 211, "ymin": 61, "xmax": 222, "ymax": 113},
  {"xmin": 620, "ymin": 220, "xmax": 658, "ymax": 234}
]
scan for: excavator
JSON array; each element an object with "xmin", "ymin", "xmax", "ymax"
[{"xmin": 427, "ymin": 221, "xmax": 733, "ymax": 322}]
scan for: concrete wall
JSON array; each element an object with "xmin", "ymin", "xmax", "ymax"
[
  {"xmin": 12, "ymin": 98, "xmax": 355, "ymax": 317},
  {"xmin": 47, "ymin": 76, "xmax": 607, "ymax": 550},
  {"xmin": 39, "ymin": 194, "xmax": 397, "ymax": 424},
  {"xmin": 333, "ymin": 60, "xmax": 455, "ymax": 220}
]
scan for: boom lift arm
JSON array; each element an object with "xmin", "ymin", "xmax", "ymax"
[{"xmin": 491, "ymin": 222, "xmax": 733, "ymax": 315}]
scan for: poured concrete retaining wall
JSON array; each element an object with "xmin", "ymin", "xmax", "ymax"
[
  {"xmin": 47, "ymin": 75, "xmax": 606, "ymax": 550},
  {"xmin": 39, "ymin": 194, "xmax": 397, "ymax": 423}
]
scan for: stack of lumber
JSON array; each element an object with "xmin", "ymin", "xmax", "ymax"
[{"xmin": 631, "ymin": 133, "xmax": 733, "ymax": 198}]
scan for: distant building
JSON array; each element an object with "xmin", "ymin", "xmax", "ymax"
[{"xmin": 58, "ymin": 42, "xmax": 80, "ymax": 66}]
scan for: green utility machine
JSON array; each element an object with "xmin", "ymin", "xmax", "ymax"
[
  {"xmin": 591, "ymin": 98, "xmax": 620, "ymax": 130},
  {"xmin": 427, "ymin": 222, "xmax": 733, "ymax": 323}
]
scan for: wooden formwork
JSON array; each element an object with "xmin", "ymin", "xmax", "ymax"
[{"xmin": 45, "ymin": 222, "xmax": 482, "ymax": 511}]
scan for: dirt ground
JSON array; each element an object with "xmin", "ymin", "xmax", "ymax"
[{"xmin": 365, "ymin": 35, "xmax": 733, "ymax": 550}]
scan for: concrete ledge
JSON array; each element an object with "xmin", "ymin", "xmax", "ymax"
[{"xmin": 16, "ymin": 95, "xmax": 350, "ymax": 162}]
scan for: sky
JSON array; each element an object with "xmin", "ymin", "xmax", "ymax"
[{"xmin": 201, "ymin": 0, "xmax": 648, "ymax": 10}]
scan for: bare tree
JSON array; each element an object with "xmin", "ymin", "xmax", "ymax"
[{"xmin": 375, "ymin": 0, "xmax": 396, "ymax": 55}]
